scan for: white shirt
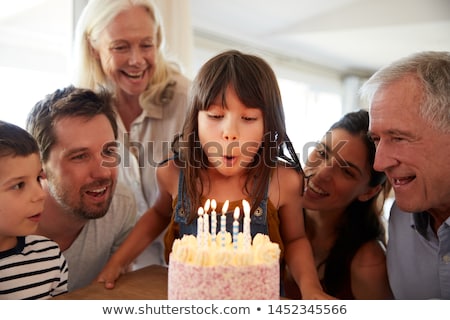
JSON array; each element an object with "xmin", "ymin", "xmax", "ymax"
[{"xmin": 115, "ymin": 73, "xmax": 191, "ymax": 268}]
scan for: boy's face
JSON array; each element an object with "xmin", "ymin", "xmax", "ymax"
[
  {"xmin": 0, "ymin": 153, "xmax": 45, "ymax": 249},
  {"xmin": 42, "ymin": 114, "xmax": 118, "ymax": 219}
]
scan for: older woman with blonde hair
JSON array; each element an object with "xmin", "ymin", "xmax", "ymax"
[{"xmin": 72, "ymin": 0, "xmax": 191, "ymax": 269}]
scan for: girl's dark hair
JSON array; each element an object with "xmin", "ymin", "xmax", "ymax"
[
  {"xmin": 322, "ymin": 109, "xmax": 389, "ymax": 297},
  {"xmin": 172, "ymin": 50, "xmax": 302, "ymax": 221}
]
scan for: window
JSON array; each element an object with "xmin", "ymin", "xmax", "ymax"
[
  {"xmin": 0, "ymin": 0, "xmax": 72, "ymax": 128},
  {"xmin": 279, "ymin": 78, "xmax": 342, "ymax": 165},
  {"xmin": 0, "ymin": 67, "xmax": 69, "ymax": 128}
]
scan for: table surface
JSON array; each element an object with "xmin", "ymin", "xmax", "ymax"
[{"xmin": 53, "ymin": 265, "xmax": 168, "ymax": 300}]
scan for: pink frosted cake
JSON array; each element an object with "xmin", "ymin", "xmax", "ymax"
[{"xmin": 168, "ymin": 232, "xmax": 280, "ymax": 300}]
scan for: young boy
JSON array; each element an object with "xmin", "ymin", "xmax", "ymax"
[{"xmin": 0, "ymin": 120, "xmax": 68, "ymax": 299}]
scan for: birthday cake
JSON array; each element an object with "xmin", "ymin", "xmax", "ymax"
[{"xmin": 168, "ymin": 200, "xmax": 280, "ymax": 300}]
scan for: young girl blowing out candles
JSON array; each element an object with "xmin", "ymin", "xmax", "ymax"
[{"xmin": 97, "ymin": 50, "xmax": 332, "ymax": 299}]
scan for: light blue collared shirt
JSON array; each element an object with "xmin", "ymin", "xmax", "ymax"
[{"xmin": 387, "ymin": 202, "xmax": 450, "ymax": 299}]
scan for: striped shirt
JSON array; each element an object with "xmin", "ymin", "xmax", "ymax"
[{"xmin": 0, "ymin": 235, "xmax": 68, "ymax": 299}]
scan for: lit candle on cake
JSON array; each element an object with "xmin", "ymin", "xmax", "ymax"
[
  {"xmin": 242, "ymin": 199, "xmax": 251, "ymax": 249},
  {"xmin": 203, "ymin": 199, "xmax": 210, "ymax": 245},
  {"xmin": 211, "ymin": 199, "xmax": 217, "ymax": 243},
  {"xmin": 233, "ymin": 206, "xmax": 240, "ymax": 250},
  {"xmin": 221, "ymin": 200, "xmax": 229, "ymax": 247},
  {"xmin": 197, "ymin": 207, "xmax": 204, "ymax": 246}
]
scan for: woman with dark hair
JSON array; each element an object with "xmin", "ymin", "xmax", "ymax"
[{"xmin": 285, "ymin": 109, "xmax": 393, "ymax": 299}]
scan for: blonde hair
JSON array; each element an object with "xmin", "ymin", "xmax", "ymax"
[{"xmin": 72, "ymin": 0, "xmax": 181, "ymax": 105}]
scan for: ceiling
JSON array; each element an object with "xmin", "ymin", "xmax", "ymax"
[
  {"xmin": 191, "ymin": 0, "xmax": 450, "ymax": 76},
  {"xmin": 0, "ymin": 0, "xmax": 449, "ymax": 77}
]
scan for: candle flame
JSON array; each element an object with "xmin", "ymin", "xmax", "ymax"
[
  {"xmin": 211, "ymin": 199, "xmax": 217, "ymax": 211},
  {"xmin": 197, "ymin": 207, "xmax": 204, "ymax": 216},
  {"xmin": 204, "ymin": 199, "xmax": 211, "ymax": 213},
  {"xmin": 233, "ymin": 206, "xmax": 240, "ymax": 220},
  {"xmin": 222, "ymin": 200, "xmax": 229, "ymax": 214}
]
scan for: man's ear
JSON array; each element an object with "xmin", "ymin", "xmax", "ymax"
[{"xmin": 357, "ymin": 184, "xmax": 382, "ymax": 202}]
